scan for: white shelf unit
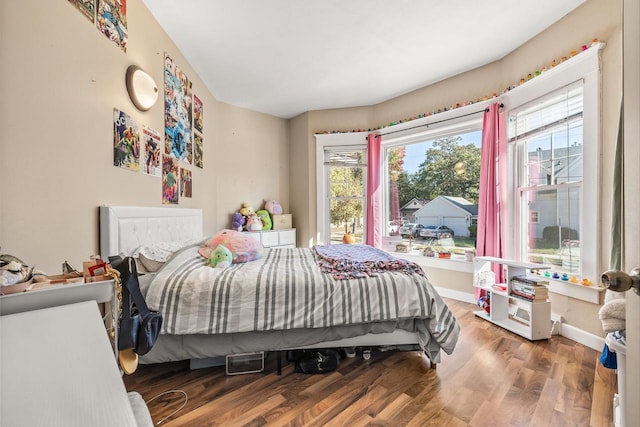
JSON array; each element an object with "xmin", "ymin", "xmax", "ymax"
[
  {"xmin": 473, "ymin": 256, "xmax": 551, "ymax": 340},
  {"xmin": 245, "ymin": 229, "xmax": 296, "ymax": 248}
]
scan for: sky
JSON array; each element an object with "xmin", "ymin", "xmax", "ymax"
[{"xmin": 403, "ymin": 130, "xmax": 482, "ymax": 173}]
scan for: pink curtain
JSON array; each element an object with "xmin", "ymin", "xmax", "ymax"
[
  {"xmin": 476, "ymin": 103, "xmax": 506, "ymax": 297},
  {"xmin": 366, "ymin": 133, "xmax": 382, "ymax": 247}
]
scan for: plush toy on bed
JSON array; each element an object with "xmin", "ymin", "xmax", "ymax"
[
  {"xmin": 198, "ymin": 229, "xmax": 264, "ymax": 264},
  {"xmin": 207, "ymin": 244, "xmax": 233, "ymax": 268},
  {"xmin": 256, "ymin": 209, "xmax": 272, "ymax": 231}
]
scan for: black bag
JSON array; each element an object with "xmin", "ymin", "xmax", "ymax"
[
  {"xmin": 290, "ymin": 349, "xmax": 341, "ymax": 374},
  {"xmin": 111, "ymin": 256, "xmax": 162, "ymax": 356}
]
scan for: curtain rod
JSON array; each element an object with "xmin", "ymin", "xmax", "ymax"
[{"xmin": 366, "ymin": 103, "xmax": 504, "ymax": 139}]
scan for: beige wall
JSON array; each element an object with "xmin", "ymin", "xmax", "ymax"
[
  {"xmin": 0, "ymin": 0, "xmax": 288, "ymax": 273},
  {"xmin": 289, "ymin": 0, "xmax": 622, "ymax": 336}
]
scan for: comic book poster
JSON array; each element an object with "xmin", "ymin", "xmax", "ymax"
[
  {"xmin": 162, "ymin": 157, "xmax": 179, "ymax": 204},
  {"xmin": 113, "ymin": 108, "xmax": 139, "ymax": 172},
  {"xmin": 96, "ymin": 0, "xmax": 127, "ymax": 52},
  {"xmin": 193, "ymin": 94, "xmax": 203, "ymax": 133},
  {"xmin": 180, "ymin": 168, "xmax": 192, "ymax": 198},
  {"xmin": 68, "ymin": 0, "xmax": 96, "ymax": 22},
  {"xmin": 142, "ymin": 126, "xmax": 161, "ymax": 177},
  {"xmin": 193, "ymin": 132, "xmax": 203, "ymax": 168},
  {"xmin": 164, "ymin": 53, "xmax": 193, "ymax": 163}
]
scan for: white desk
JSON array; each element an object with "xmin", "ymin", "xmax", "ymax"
[{"xmin": 0, "ymin": 301, "xmax": 138, "ymax": 426}]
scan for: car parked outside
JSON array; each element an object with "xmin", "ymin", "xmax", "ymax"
[
  {"xmin": 399, "ymin": 223, "xmax": 424, "ymax": 238},
  {"xmin": 419, "ymin": 225, "xmax": 455, "ymax": 239}
]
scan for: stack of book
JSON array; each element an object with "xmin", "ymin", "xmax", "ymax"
[{"xmin": 509, "ymin": 275, "xmax": 549, "ymax": 302}]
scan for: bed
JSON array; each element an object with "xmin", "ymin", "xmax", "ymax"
[{"xmin": 99, "ymin": 206, "xmax": 460, "ymax": 368}]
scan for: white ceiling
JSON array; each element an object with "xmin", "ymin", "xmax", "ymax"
[{"xmin": 143, "ymin": 0, "xmax": 585, "ymax": 119}]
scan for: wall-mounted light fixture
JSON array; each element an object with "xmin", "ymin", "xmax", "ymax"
[{"xmin": 125, "ymin": 65, "xmax": 158, "ymax": 111}]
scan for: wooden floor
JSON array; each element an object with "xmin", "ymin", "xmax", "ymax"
[{"xmin": 124, "ymin": 299, "xmax": 617, "ymax": 427}]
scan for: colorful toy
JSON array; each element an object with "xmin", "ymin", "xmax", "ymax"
[
  {"xmin": 208, "ymin": 244, "xmax": 233, "ymax": 268},
  {"xmin": 477, "ymin": 295, "xmax": 490, "ymax": 314},
  {"xmin": 198, "ymin": 230, "xmax": 263, "ymax": 264},
  {"xmin": 239, "ymin": 203, "xmax": 254, "ymax": 218},
  {"xmin": 231, "ymin": 212, "xmax": 245, "ymax": 232},
  {"xmin": 256, "ymin": 209, "xmax": 272, "ymax": 231},
  {"xmin": 561, "ymin": 273, "xmax": 569, "ymax": 281},
  {"xmin": 245, "ymin": 214, "xmax": 263, "ymax": 231},
  {"xmin": 264, "ymin": 200, "xmax": 283, "ymax": 215}
]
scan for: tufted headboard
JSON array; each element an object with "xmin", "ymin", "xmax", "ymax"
[{"xmin": 99, "ymin": 206, "xmax": 204, "ymax": 258}]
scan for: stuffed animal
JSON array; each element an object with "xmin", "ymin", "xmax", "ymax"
[
  {"xmin": 264, "ymin": 200, "xmax": 283, "ymax": 215},
  {"xmin": 198, "ymin": 229, "xmax": 263, "ymax": 263},
  {"xmin": 246, "ymin": 214, "xmax": 263, "ymax": 231},
  {"xmin": 231, "ymin": 212, "xmax": 245, "ymax": 232},
  {"xmin": 239, "ymin": 203, "xmax": 254, "ymax": 218},
  {"xmin": 208, "ymin": 244, "xmax": 233, "ymax": 268},
  {"xmin": 256, "ymin": 209, "xmax": 272, "ymax": 230}
]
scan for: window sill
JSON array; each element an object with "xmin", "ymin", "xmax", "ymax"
[
  {"xmin": 544, "ymin": 276, "xmax": 604, "ymax": 304},
  {"xmin": 390, "ymin": 251, "xmax": 474, "ymax": 273}
]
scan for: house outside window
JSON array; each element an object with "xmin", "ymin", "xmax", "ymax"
[
  {"xmin": 383, "ymin": 126, "xmax": 482, "ymax": 253},
  {"xmin": 510, "ymin": 84, "xmax": 583, "ymax": 274}
]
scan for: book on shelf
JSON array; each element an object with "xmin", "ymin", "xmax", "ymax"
[
  {"xmin": 509, "ymin": 288, "xmax": 548, "ymax": 302},
  {"xmin": 510, "ymin": 281, "xmax": 548, "ymax": 294},
  {"xmin": 510, "ymin": 275, "xmax": 549, "ymax": 286}
]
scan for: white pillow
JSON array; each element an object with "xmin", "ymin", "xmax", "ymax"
[{"xmin": 126, "ymin": 240, "xmax": 197, "ymax": 273}]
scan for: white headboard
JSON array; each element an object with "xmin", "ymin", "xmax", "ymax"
[{"xmin": 99, "ymin": 206, "xmax": 204, "ymax": 257}]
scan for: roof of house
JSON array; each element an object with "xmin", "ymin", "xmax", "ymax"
[{"xmin": 441, "ymin": 196, "xmax": 478, "ymax": 215}]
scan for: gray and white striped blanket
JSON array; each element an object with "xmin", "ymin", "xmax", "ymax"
[{"xmin": 146, "ymin": 244, "xmax": 459, "ymax": 355}]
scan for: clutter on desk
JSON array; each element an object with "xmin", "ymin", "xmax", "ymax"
[{"xmin": 0, "ymin": 253, "xmax": 112, "ymax": 295}]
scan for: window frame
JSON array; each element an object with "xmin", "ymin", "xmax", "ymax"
[
  {"xmin": 381, "ymin": 118, "xmax": 484, "ymax": 236},
  {"xmin": 501, "ymin": 43, "xmax": 603, "ymax": 290}
]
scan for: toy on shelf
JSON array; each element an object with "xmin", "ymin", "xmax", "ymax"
[
  {"xmin": 264, "ymin": 200, "xmax": 283, "ymax": 215},
  {"xmin": 256, "ymin": 210, "xmax": 272, "ymax": 231},
  {"xmin": 245, "ymin": 214, "xmax": 263, "ymax": 231},
  {"xmin": 231, "ymin": 212, "xmax": 245, "ymax": 232}
]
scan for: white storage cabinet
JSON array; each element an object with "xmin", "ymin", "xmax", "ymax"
[
  {"xmin": 473, "ymin": 256, "xmax": 551, "ymax": 340},
  {"xmin": 245, "ymin": 229, "xmax": 296, "ymax": 248}
]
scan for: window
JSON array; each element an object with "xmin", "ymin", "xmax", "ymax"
[
  {"xmin": 382, "ymin": 122, "xmax": 482, "ymax": 253},
  {"xmin": 511, "ymin": 85, "xmax": 583, "ymax": 274},
  {"xmin": 502, "ymin": 43, "xmax": 603, "ymax": 287},
  {"xmin": 325, "ymin": 148, "xmax": 366, "ymax": 244}
]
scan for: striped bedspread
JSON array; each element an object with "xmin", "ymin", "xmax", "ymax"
[{"xmin": 146, "ymin": 244, "xmax": 459, "ymax": 355}]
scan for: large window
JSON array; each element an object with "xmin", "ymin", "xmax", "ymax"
[
  {"xmin": 511, "ymin": 85, "xmax": 583, "ymax": 274},
  {"xmin": 382, "ymin": 122, "xmax": 482, "ymax": 253}
]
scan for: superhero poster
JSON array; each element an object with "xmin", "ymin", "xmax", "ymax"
[
  {"xmin": 162, "ymin": 157, "xmax": 179, "ymax": 204},
  {"xmin": 96, "ymin": 0, "xmax": 127, "ymax": 52},
  {"xmin": 113, "ymin": 108, "xmax": 140, "ymax": 172},
  {"xmin": 142, "ymin": 126, "xmax": 161, "ymax": 177},
  {"xmin": 164, "ymin": 53, "xmax": 193, "ymax": 164}
]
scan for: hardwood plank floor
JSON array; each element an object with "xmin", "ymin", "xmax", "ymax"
[{"xmin": 124, "ymin": 299, "xmax": 617, "ymax": 426}]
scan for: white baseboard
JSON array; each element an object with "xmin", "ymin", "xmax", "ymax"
[
  {"xmin": 438, "ymin": 289, "xmax": 605, "ymax": 351},
  {"xmin": 434, "ymin": 287, "xmax": 476, "ymax": 304},
  {"xmin": 558, "ymin": 323, "xmax": 605, "ymax": 351}
]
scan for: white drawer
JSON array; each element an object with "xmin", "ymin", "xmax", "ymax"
[
  {"xmin": 260, "ymin": 231, "xmax": 280, "ymax": 247},
  {"xmin": 279, "ymin": 230, "xmax": 296, "ymax": 246}
]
